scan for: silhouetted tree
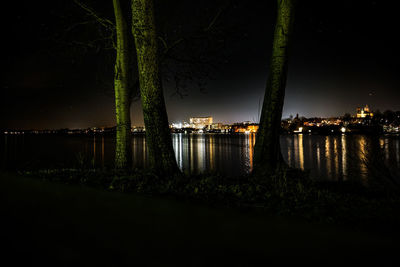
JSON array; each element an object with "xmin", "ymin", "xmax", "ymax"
[
  {"xmin": 72, "ymin": 0, "xmax": 135, "ymax": 170},
  {"xmin": 372, "ymin": 109, "xmax": 382, "ymax": 125},
  {"xmin": 131, "ymin": 0, "xmax": 179, "ymax": 175},
  {"xmin": 253, "ymin": 0, "xmax": 296, "ymax": 176},
  {"xmin": 112, "ymin": 0, "xmax": 133, "ymax": 169},
  {"xmin": 343, "ymin": 113, "xmax": 352, "ymax": 122},
  {"xmin": 395, "ymin": 111, "xmax": 400, "ymax": 124},
  {"xmin": 69, "ymin": 0, "xmax": 231, "ymax": 173},
  {"xmin": 383, "ymin": 110, "xmax": 395, "ymax": 123}
]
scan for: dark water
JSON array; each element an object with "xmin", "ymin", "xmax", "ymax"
[{"xmin": 1, "ymin": 133, "xmax": 399, "ymax": 181}]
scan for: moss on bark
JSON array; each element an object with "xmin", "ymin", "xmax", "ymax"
[
  {"xmin": 113, "ymin": 0, "xmax": 132, "ymax": 170},
  {"xmin": 253, "ymin": 0, "xmax": 295, "ymax": 176},
  {"xmin": 131, "ymin": 0, "xmax": 179, "ymax": 176}
]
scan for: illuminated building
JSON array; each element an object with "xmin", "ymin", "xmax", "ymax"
[
  {"xmin": 190, "ymin": 116, "xmax": 213, "ymax": 129},
  {"xmin": 233, "ymin": 123, "xmax": 259, "ymax": 133},
  {"xmin": 293, "ymin": 127, "xmax": 303, "ymax": 133},
  {"xmin": 211, "ymin": 123, "xmax": 222, "ymax": 130},
  {"xmin": 356, "ymin": 105, "xmax": 373, "ymax": 118}
]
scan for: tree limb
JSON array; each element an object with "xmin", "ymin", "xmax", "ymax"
[{"xmin": 73, "ymin": 0, "xmax": 115, "ymax": 30}]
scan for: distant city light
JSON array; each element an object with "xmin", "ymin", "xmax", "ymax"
[
  {"xmin": 4, "ymin": 105, "xmax": 400, "ymax": 136},
  {"xmin": 294, "ymin": 127, "xmax": 303, "ymax": 133}
]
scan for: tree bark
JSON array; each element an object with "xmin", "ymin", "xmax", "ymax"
[
  {"xmin": 113, "ymin": 0, "xmax": 132, "ymax": 170},
  {"xmin": 131, "ymin": 0, "xmax": 179, "ymax": 175},
  {"xmin": 253, "ymin": 0, "xmax": 295, "ymax": 176}
]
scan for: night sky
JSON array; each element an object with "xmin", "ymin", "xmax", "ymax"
[{"xmin": 1, "ymin": 0, "xmax": 399, "ymax": 129}]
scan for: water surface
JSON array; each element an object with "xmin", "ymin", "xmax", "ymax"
[{"xmin": 1, "ymin": 133, "xmax": 399, "ymax": 182}]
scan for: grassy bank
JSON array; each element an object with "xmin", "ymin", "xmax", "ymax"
[
  {"xmin": 1, "ymin": 171, "xmax": 399, "ymax": 266},
  {"xmin": 20, "ymin": 168, "xmax": 400, "ymax": 231}
]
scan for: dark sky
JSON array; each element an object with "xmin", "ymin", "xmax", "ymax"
[{"xmin": 1, "ymin": 0, "xmax": 399, "ymax": 129}]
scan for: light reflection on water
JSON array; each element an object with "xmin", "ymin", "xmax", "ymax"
[
  {"xmin": 1, "ymin": 133, "xmax": 400, "ymax": 181},
  {"xmin": 298, "ymin": 134, "xmax": 304, "ymax": 171},
  {"xmin": 396, "ymin": 140, "xmax": 400, "ymax": 167},
  {"xmin": 325, "ymin": 136, "xmax": 331, "ymax": 179},
  {"xmin": 316, "ymin": 142, "xmax": 321, "ymax": 176},
  {"xmin": 340, "ymin": 134, "xmax": 347, "ymax": 179},
  {"xmin": 358, "ymin": 136, "xmax": 368, "ymax": 183}
]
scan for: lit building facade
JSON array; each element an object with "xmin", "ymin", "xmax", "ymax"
[
  {"xmin": 211, "ymin": 123, "xmax": 222, "ymax": 130},
  {"xmin": 356, "ymin": 105, "xmax": 373, "ymax": 118},
  {"xmin": 232, "ymin": 123, "xmax": 259, "ymax": 133},
  {"xmin": 190, "ymin": 116, "xmax": 213, "ymax": 129}
]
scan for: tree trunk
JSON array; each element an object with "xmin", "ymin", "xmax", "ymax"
[
  {"xmin": 131, "ymin": 0, "xmax": 179, "ymax": 175},
  {"xmin": 113, "ymin": 0, "xmax": 132, "ymax": 170},
  {"xmin": 253, "ymin": 0, "xmax": 295, "ymax": 176}
]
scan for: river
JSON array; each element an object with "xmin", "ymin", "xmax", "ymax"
[{"xmin": 1, "ymin": 133, "xmax": 399, "ymax": 182}]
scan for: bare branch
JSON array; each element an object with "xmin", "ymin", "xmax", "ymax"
[
  {"xmin": 65, "ymin": 20, "xmax": 96, "ymax": 32},
  {"xmin": 203, "ymin": 5, "xmax": 224, "ymax": 32},
  {"xmin": 158, "ymin": 36, "xmax": 168, "ymax": 51},
  {"xmin": 73, "ymin": 0, "xmax": 115, "ymax": 30},
  {"xmin": 159, "ymin": 1, "xmax": 230, "ymax": 61}
]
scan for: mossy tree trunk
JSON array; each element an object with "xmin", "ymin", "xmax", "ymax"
[
  {"xmin": 131, "ymin": 0, "xmax": 179, "ymax": 175},
  {"xmin": 113, "ymin": 0, "xmax": 132, "ymax": 170},
  {"xmin": 253, "ymin": 0, "xmax": 295, "ymax": 176}
]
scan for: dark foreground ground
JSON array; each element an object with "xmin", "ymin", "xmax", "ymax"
[{"xmin": 1, "ymin": 172, "xmax": 399, "ymax": 266}]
